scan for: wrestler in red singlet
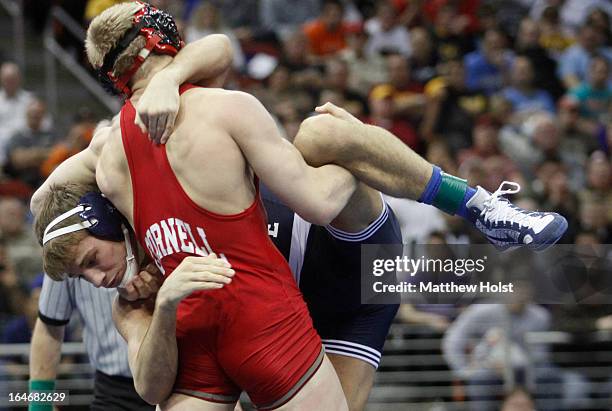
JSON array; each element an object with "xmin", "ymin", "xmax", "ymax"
[{"xmin": 120, "ymin": 84, "xmax": 324, "ymax": 409}]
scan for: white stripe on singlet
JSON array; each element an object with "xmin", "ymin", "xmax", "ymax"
[
  {"xmin": 322, "ymin": 339, "xmax": 382, "ymax": 369},
  {"xmin": 287, "ymin": 213, "xmax": 311, "ymax": 285}
]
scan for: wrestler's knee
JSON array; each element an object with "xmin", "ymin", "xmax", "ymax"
[{"xmin": 295, "ymin": 114, "xmax": 350, "ymax": 166}]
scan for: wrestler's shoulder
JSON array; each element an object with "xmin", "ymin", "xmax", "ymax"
[
  {"xmin": 181, "ymin": 89, "xmax": 265, "ymax": 124},
  {"xmin": 182, "ymin": 88, "xmax": 260, "ymax": 108}
]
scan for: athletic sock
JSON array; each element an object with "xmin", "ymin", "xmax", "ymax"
[{"xmin": 418, "ymin": 165, "xmax": 477, "ymax": 220}]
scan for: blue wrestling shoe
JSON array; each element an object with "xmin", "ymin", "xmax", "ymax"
[{"xmin": 467, "ymin": 181, "xmax": 568, "ymax": 251}]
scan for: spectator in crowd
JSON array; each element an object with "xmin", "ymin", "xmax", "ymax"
[
  {"xmin": 557, "ymin": 103, "xmax": 599, "ymax": 156},
  {"xmin": 41, "ymin": 109, "xmax": 96, "ymax": 178},
  {"xmin": 4, "ymin": 98, "xmax": 57, "ymax": 188},
  {"xmin": 408, "ymin": 26, "xmax": 438, "ymax": 87},
  {"xmin": 425, "ymin": 138, "xmax": 458, "ymax": 176},
  {"xmin": 0, "ymin": 240, "xmax": 25, "ymax": 324},
  {"xmin": 458, "ymin": 115, "xmax": 519, "ymax": 189},
  {"xmin": 458, "ymin": 115, "xmax": 502, "ymax": 164},
  {"xmin": 577, "ymin": 197, "xmax": 612, "ymax": 243},
  {"xmin": 485, "ymin": 0, "xmax": 531, "ymax": 39},
  {"xmin": 422, "ymin": 58, "xmax": 487, "ymax": 152},
  {"xmin": 422, "ymin": 0, "xmax": 480, "ymax": 36},
  {"xmin": 340, "ymin": 25, "xmax": 389, "ymax": 94},
  {"xmin": 2, "ymin": 274, "xmax": 44, "ymax": 366},
  {"xmin": 383, "ymin": 54, "xmax": 425, "ymax": 119},
  {"xmin": 552, "ymin": 288, "xmax": 612, "ymax": 334},
  {"xmin": 443, "ymin": 286, "xmax": 589, "ymax": 410},
  {"xmin": 364, "ymin": 1, "xmax": 411, "ymax": 57},
  {"xmin": 185, "ymin": 2, "xmax": 245, "ymax": 70},
  {"xmin": 558, "ymin": 23, "xmax": 612, "ymax": 90},
  {"xmin": 567, "ymin": 56, "xmax": 612, "ymax": 125},
  {"xmin": 260, "ymin": 0, "xmax": 320, "ymax": 41},
  {"xmin": 536, "ymin": 5, "xmax": 575, "ymax": 60},
  {"xmin": 579, "ymin": 151, "xmax": 612, "ymax": 223},
  {"xmin": 514, "ymin": 17, "xmax": 564, "ymax": 100},
  {"xmin": 253, "ymin": 63, "xmax": 314, "ymax": 117},
  {"xmin": 197, "ymin": 0, "xmax": 260, "ymax": 38},
  {"xmin": 500, "ymin": 112, "xmax": 586, "ymax": 185},
  {"xmin": 303, "ymin": 0, "xmax": 351, "ymax": 58},
  {"xmin": 536, "ymin": 162, "xmax": 580, "ymax": 242},
  {"xmin": 464, "ymin": 27, "xmax": 513, "ymax": 95},
  {"xmin": 0, "ymin": 63, "xmax": 35, "ymax": 164},
  {"xmin": 574, "ymin": 229, "xmax": 603, "ymax": 245},
  {"xmin": 0, "ymin": 197, "xmax": 42, "ymax": 286},
  {"xmin": 3, "ymin": 274, "xmax": 42, "ymax": 341},
  {"xmin": 531, "ymin": 0, "xmax": 612, "ymax": 35},
  {"xmin": 502, "ymin": 56, "xmax": 556, "ymax": 115},
  {"xmin": 430, "ymin": 3, "xmax": 476, "ymax": 62},
  {"xmin": 396, "ymin": 232, "xmax": 462, "ymax": 332},
  {"xmin": 587, "ymin": 7, "xmax": 612, "ymax": 46},
  {"xmin": 323, "ymin": 58, "xmax": 368, "ymax": 117},
  {"xmin": 280, "ymin": 30, "xmax": 317, "ymax": 74},
  {"xmin": 365, "ymin": 84, "xmax": 420, "ymax": 152}
]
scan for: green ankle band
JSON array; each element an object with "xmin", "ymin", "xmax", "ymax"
[
  {"xmin": 28, "ymin": 380, "xmax": 55, "ymax": 411},
  {"xmin": 432, "ymin": 173, "xmax": 468, "ymax": 215}
]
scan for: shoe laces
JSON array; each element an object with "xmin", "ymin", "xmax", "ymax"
[{"xmin": 480, "ymin": 181, "xmax": 536, "ymax": 228}]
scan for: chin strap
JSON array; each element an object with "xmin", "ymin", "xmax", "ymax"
[{"xmin": 118, "ymin": 225, "xmax": 139, "ymax": 289}]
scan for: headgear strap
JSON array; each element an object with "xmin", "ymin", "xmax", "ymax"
[
  {"xmin": 96, "ymin": 2, "xmax": 183, "ymax": 97},
  {"xmin": 113, "ymin": 33, "xmax": 163, "ymax": 97},
  {"xmin": 43, "ymin": 205, "xmax": 93, "ymax": 245}
]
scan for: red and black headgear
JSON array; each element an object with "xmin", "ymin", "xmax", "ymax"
[{"xmin": 97, "ymin": 2, "xmax": 184, "ymax": 97}]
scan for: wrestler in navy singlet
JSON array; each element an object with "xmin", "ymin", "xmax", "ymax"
[{"xmin": 261, "ymin": 185, "xmax": 401, "ymax": 368}]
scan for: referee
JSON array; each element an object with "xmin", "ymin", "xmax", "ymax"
[{"xmin": 28, "ymin": 274, "xmax": 154, "ymax": 411}]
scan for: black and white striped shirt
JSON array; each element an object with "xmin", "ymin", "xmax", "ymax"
[{"xmin": 38, "ymin": 275, "xmax": 131, "ymax": 377}]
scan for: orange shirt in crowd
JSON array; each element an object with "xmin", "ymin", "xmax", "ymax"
[
  {"xmin": 303, "ymin": 20, "xmax": 349, "ymax": 56},
  {"xmin": 40, "ymin": 124, "xmax": 94, "ymax": 177}
]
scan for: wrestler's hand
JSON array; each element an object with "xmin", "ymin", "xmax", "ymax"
[
  {"xmin": 118, "ymin": 263, "xmax": 164, "ymax": 301},
  {"xmin": 315, "ymin": 102, "xmax": 363, "ymax": 125},
  {"xmin": 134, "ymin": 71, "xmax": 180, "ymax": 145},
  {"xmin": 156, "ymin": 253, "xmax": 234, "ymax": 309}
]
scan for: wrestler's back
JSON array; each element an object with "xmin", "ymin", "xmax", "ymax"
[{"xmin": 96, "ymin": 87, "xmax": 257, "ymax": 224}]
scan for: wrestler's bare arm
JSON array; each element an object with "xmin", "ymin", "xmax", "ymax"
[
  {"xmin": 112, "ymin": 294, "xmax": 175, "ymax": 405},
  {"xmin": 30, "ymin": 120, "xmax": 111, "ymax": 216},
  {"xmin": 113, "ymin": 255, "xmax": 234, "ymax": 405},
  {"xmin": 219, "ymin": 92, "xmax": 357, "ymax": 226},
  {"xmin": 161, "ymin": 34, "xmax": 232, "ymax": 88},
  {"xmin": 135, "ymin": 34, "xmax": 233, "ymax": 144}
]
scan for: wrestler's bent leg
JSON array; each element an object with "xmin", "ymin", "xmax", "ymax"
[
  {"xmin": 275, "ymin": 355, "xmax": 348, "ymax": 411},
  {"xmin": 294, "ymin": 112, "xmax": 432, "ymax": 200},
  {"xmin": 328, "ymin": 354, "xmax": 375, "ymax": 411},
  {"xmin": 295, "ymin": 105, "xmax": 568, "ymax": 251},
  {"xmin": 329, "ymin": 183, "xmax": 384, "ymax": 233}
]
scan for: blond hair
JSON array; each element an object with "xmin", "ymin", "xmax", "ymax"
[
  {"xmin": 34, "ymin": 183, "xmax": 99, "ymax": 280},
  {"xmin": 85, "ymin": 2, "xmax": 148, "ymax": 80}
]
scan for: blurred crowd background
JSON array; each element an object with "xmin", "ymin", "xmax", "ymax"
[{"xmin": 0, "ymin": 0, "xmax": 612, "ymax": 409}]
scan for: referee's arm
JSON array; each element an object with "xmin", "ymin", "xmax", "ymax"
[
  {"xmin": 29, "ymin": 318, "xmax": 65, "ymax": 380},
  {"xmin": 29, "ymin": 274, "xmax": 73, "ymax": 411}
]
